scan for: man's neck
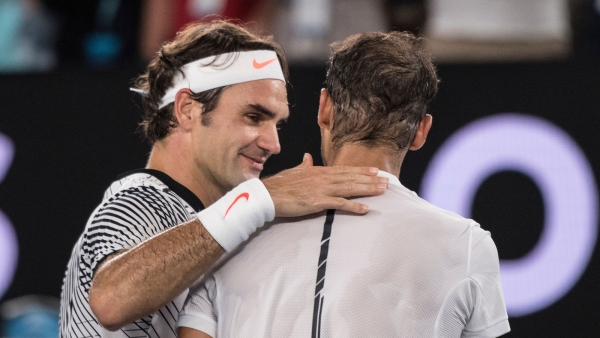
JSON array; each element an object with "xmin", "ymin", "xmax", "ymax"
[
  {"xmin": 146, "ymin": 140, "xmax": 224, "ymax": 207},
  {"xmin": 327, "ymin": 144, "xmax": 405, "ymax": 178}
]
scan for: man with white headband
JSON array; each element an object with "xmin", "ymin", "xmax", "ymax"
[
  {"xmin": 59, "ymin": 21, "xmax": 388, "ymax": 338},
  {"xmin": 178, "ymin": 31, "xmax": 510, "ymax": 337}
]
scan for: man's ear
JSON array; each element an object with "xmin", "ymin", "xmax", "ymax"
[
  {"xmin": 317, "ymin": 88, "xmax": 334, "ymax": 131},
  {"xmin": 409, "ymin": 114, "xmax": 433, "ymax": 151},
  {"xmin": 173, "ymin": 88, "xmax": 199, "ymax": 131}
]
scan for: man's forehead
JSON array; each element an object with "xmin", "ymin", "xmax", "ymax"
[
  {"xmin": 237, "ymin": 79, "xmax": 287, "ymax": 96},
  {"xmin": 232, "ymin": 80, "xmax": 289, "ymax": 117}
]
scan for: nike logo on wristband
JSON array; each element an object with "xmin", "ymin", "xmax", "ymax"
[
  {"xmin": 224, "ymin": 192, "xmax": 250, "ymax": 218},
  {"xmin": 253, "ymin": 58, "xmax": 276, "ymax": 69}
]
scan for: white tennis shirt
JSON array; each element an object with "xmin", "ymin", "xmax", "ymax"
[{"xmin": 179, "ymin": 171, "xmax": 510, "ymax": 337}]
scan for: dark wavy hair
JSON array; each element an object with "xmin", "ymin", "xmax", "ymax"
[
  {"xmin": 325, "ymin": 31, "xmax": 439, "ymax": 151},
  {"xmin": 133, "ymin": 20, "xmax": 289, "ymax": 145}
]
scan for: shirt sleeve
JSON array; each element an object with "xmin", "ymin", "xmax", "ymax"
[
  {"xmin": 81, "ymin": 185, "xmax": 193, "ymax": 287},
  {"xmin": 178, "ymin": 275, "xmax": 218, "ymax": 337},
  {"xmin": 434, "ymin": 226, "xmax": 510, "ymax": 338},
  {"xmin": 462, "ymin": 226, "xmax": 510, "ymax": 337}
]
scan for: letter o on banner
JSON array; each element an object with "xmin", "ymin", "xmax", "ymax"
[
  {"xmin": 421, "ymin": 113, "xmax": 599, "ymax": 317},
  {"xmin": 0, "ymin": 133, "xmax": 18, "ymax": 299}
]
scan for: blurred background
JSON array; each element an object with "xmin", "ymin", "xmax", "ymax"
[{"xmin": 0, "ymin": 0, "xmax": 599, "ymax": 336}]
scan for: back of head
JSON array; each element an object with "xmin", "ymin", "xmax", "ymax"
[
  {"xmin": 134, "ymin": 20, "xmax": 289, "ymax": 145},
  {"xmin": 325, "ymin": 31, "xmax": 439, "ymax": 151}
]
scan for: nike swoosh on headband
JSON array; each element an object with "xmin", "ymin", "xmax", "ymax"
[{"xmin": 253, "ymin": 58, "xmax": 277, "ymax": 69}]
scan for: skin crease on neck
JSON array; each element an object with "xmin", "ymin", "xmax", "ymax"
[
  {"xmin": 317, "ymin": 88, "xmax": 432, "ymax": 179},
  {"xmin": 145, "ymin": 79, "xmax": 289, "ymax": 207}
]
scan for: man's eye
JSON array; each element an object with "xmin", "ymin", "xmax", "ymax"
[{"xmin": 247, "ymin": 114, "xmax": 260, "ymax": 123}]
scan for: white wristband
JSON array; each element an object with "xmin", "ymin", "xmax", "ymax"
[{"xmin": 198, "ymin": 178, "xmax": 275, "ymax": 251}]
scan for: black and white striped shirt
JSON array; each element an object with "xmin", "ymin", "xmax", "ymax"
[{"xmin": 60, "ymin": 169, "xmax": 204, "ymax": 338}]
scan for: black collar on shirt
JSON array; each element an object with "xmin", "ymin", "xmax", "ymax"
[{"xmin": 118, "ymin": 169, "xmax": 205, "ymax": 212}]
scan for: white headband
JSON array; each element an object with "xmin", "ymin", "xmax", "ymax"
[{"xmin": 130, "ymin": 50, "xmax": 285, "ymax": 109}]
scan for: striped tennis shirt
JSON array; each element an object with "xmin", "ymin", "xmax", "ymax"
[
  {"xmin": 60, "ymin": 169, "xmax": 204, "ymax": 338},
  {"xmin": 179, "ymin": 171, "xmax": 510, "ymax": 337}
]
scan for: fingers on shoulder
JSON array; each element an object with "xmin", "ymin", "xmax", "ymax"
[
  {"xmin": 333, "ymin": 197, "xmax": 369, "ymax": 214},
  {"xmin": 335, "ymin": 166, "xmax": 378, "ymax": 176}
]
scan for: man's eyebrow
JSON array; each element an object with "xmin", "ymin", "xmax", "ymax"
[
  {"xmin": 247, "ymin": 104, "xmax": 288, "ymax": 122},
  {"xmin": 247, "ymin": 104, "xmax": 276, "ymax": 118}
]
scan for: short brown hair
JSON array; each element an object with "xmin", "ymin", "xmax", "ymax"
[
  {"xmin": 325, "ymin": 31, "xmax": 439, "ymax": 151},
  {"xmin": 134, "ymin": 20, "xmax": 289, "ymax": 144}
]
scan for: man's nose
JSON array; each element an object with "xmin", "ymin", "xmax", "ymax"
[{"xmin": 257, "ymin": 124, "xmax": 281, "ymax": 155}]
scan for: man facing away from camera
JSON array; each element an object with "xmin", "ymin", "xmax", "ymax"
[
  {"xmin": 177, "ymin": 31, "xmax": 511, "ymax": 338},
  {"xmin": 59, "ymin": 21, "xmax": 389, "ymax": 338}
]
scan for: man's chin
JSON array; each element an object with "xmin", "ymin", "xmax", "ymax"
[{"xmin": 245, "ymin": 170, "xmax": 262, "ymax": 181}]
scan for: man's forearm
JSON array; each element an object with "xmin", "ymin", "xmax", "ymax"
[{"xmin": 89, "ymin": 218, "xmax": 224, "ymax": 331}]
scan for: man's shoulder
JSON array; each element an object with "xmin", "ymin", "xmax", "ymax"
[
  {"xmin": 103, "ymin": 169, "xmax": 169, "ymax": 200},
  {"xmin": 102, "ymin": 169, "xmax": 203, "ymax": 212},
  {"xmin": 360, "ymin": 184, "xmax": 477, "ymax": 229},
  {"xmin": 267, "ymin": 186, "xmax": 478, "ymax": 234},
  {"xmin": 84, "ymin": 170, "xmax": 195, "ymax": 235}
]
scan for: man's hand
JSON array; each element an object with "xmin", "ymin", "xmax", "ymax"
[{"xmin": 263, "ymin": 153, "xmax": 388, "ymax": 216}]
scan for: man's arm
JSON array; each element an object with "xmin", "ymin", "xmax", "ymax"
[
  {"xmin": 90, "ymin": 155, "xmax": 387, "ymax": 330},
  {"xmin": 89, "ymin": 218, "xmax": 223, "ymax": 331},
  {"xmin": 178, "ymin": 327, "xmax": 213, "ymax": 338},
  {"xmin": 433, "ymin": 226, "xmax": 509, "ymax": 338},
  {"xmin": 462, "ymin": 227, "xmax": 510, "ymax": 337}
]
